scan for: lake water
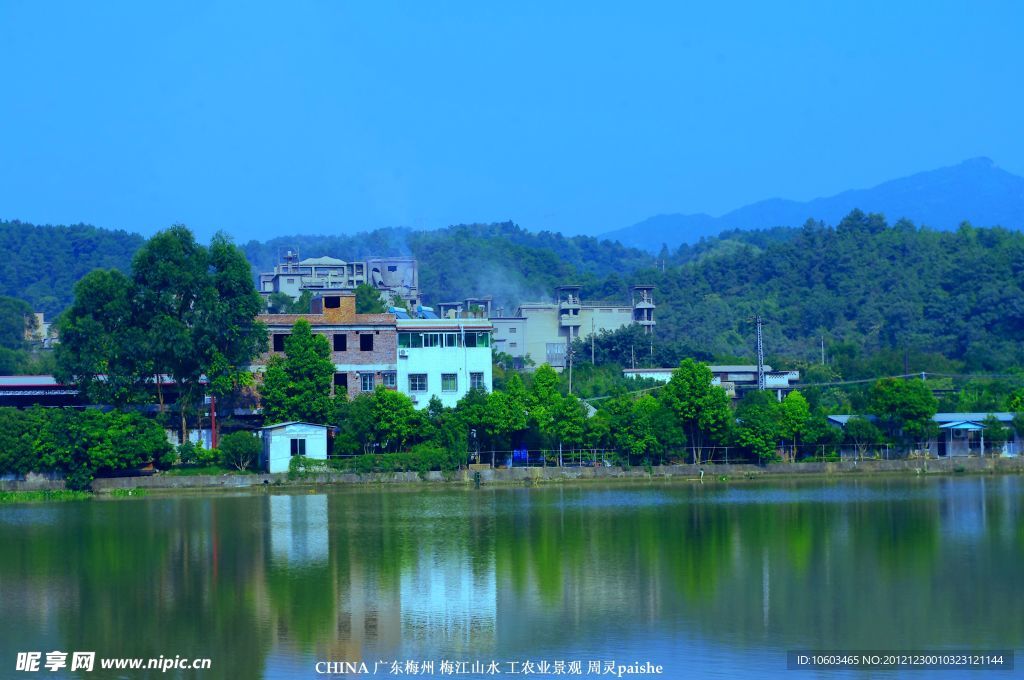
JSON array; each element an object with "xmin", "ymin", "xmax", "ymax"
[{"xmin": 1, "ymin": 477, "xmax": 1022, "ymax": 678}]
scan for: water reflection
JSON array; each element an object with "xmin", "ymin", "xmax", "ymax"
[{"xmin": 1, "ymin": 478, "xmax": 1022, "ymax": 678}]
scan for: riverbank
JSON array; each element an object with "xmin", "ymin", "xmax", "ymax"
[{"xmin": 3, "ymin": 455, "xmax": 1023, "ymax": 495}]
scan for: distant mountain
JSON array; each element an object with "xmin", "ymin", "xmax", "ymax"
[{"xmin": 602, "ymin": 157, "xmax": 1024, "ymax": 251}]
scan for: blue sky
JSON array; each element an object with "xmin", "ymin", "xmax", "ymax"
[{"xmin": 1, "ymin": 1, "xmax": 1021, "ymax": 241}]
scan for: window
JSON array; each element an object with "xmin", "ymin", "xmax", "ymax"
[
  {"xmin": 286, "ymin": 278, "xmax": 296, "ymax": 284},
  {"xmin": 361, "ymin": 373, "xmax": 375, "ymax": 392},
  {"xmin": 465, "ymin": 333, "xmax": 477, "ymax": 348},
  {"xmin": 387, "ymin": 265, "xmax": 397, "ymax": 272},
  {"xmin": 398, "ymin": 332, "xmax": 410, "ymax": 348},
  {"xmin": 325, "ymin": 296, "xmax": 341, "ymax": 309},
  {"xmin": 360, "ymin": 334, "xmax": 374, "ymax": 351},
  {"xmin": 509, "ymin": 327, "xmax": 517, "ymax": 333},
  {"xmin": 444, "ymin": 333, "xmax": 459, "ymax": 347},
  {"xmin": 477, "ymin": 332, "xmax": 490, "ymax": 347},
  {"xmin": 470, "ymin": 372, "xmax": 485, "ymax": 390},
  {"xmin": 423, "ymin": 333, "xmax": 440, "ymax": 348},
  {"xmin": 290, "ymin": 438, "xmax": 306, "ymax": 457},
  {"xmin": 409, "ymin": 374, "xmax": 427, "ymax": 392},
  {"xmin": 382, "ymin": 372, "xmax": 397, "ymax": 388},
  {"xmin": 510, "ymin": 342, "xmax": 517, "ymax": 348},
  {"xmin": 442, "ymin": 373, "xmax": 458, "ymax": 392},
  {"xmin": 333, "ymin": 334, "xmax": 347, "ymax": 351},
  {"xmin": 333, "ymin": 372, "xmax": 348, "ymax": 388},
  {"xmin": 273, "ymin": 334, "xmax": 287, "ymax": 352}
]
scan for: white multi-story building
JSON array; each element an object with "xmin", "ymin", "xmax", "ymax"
[
  {"xmin": 623, "ymin": 365, "xmax": 801, "ymax": 401},
  {"xmin": 396, "ymin": 319, "xmax": 493, "ymax": 408}
]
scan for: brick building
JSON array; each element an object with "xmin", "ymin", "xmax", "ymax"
[{"xmin": 255, "ymin": 292, "xmax": 398, "ymax": 400}]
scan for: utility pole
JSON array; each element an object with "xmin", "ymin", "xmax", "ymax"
[
  {"xmin": 567, "ymin": 330, "xmax": 573, "ymax": 395},
  {"xmin": 591, "ymin": 318, "xmax": 595, "ymax": 364},
  {"xmin": 820, "ymin": 336, "xmax": 825, "ymax": 365},
  {"xmin": 755, "ymin": 315, "xmax": 765, "ymax": 391}
]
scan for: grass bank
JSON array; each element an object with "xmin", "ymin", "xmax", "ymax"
[{"xmin": 0, "ymin": 490, "xmax": 91, "ymax": 503}]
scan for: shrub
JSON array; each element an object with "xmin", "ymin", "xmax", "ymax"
[
  {"xmin": 219, "ymin": 431, "xmax": 261, "ymax": 471},
  {"xmin": 30, "ymin": 409, "xmax": 172, "ymax": 490},
  {"xmin": 178, "ymin": 441, "xmax": 218, "ymax": 466}
]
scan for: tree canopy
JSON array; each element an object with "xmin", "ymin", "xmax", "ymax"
[{"xmin": 55, "ymin": 227, "xmax": 267, "ymax": 438}]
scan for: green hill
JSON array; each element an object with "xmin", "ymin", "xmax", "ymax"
[
  {"xmin": 2, "ymin": 213, "xmax": 1023, "ymax": 375},
  {"xmin": 0, "ymin": 220, "xmax": 143, "ymax": 316},
  {"xmin": 643, "ymin": 210, "xmax": 1024, "ymax": 372}
]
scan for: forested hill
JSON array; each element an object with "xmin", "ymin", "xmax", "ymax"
[
  {"xmin": 639, "ymin": 210, "xmax": 1024, "ymax": 372},
  {"xmin": 3, "ymin": 213, "xmax": 1024, "ymax": 373},
  {"xmin": 241, "ymin": 222, "xmax": 655, "ymax": 308},
  {"xmin": 0, "ymin": 219, "xmax": 655, "ymax": 315},
  {"xmin": 0, "ymin": 220, "xmax": 143, "ymax": 316}
]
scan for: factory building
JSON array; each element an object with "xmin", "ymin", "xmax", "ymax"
[
  {"xmin": 490, "ymin": 285, "xmax": 656, "ymax": 369},
  {"xmin": 258, "ymin": 252, "xmax": 421, "ymax": 308}
]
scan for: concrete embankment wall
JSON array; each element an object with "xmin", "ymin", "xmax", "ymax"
[{"xmin": 3, "ymin": 456, "xmax": 1023, "ymax": 493}]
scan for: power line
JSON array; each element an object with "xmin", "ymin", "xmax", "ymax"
[{"xmin": 580, "ymin": 370, "xmax": 1024, "ymax": 405}]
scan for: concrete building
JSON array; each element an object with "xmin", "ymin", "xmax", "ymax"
[
  {"xmin": 436, "ymin": 297, "xmax": 493, "ymax": 320},
  {"xmin": 260, "ymin": 421, "xmax": 328, "ymax": 473},
  {"xmin": 259, "ymin": 252, "xmax": 420, "ymax": 308},
  {"xmin": 397, "ymin": 318, "xmax": 494, "ymax": 408},
  {"xmin": 623, "ymin": 365, "xmax": 801, "ymax": 401},
  {"xmin": 492, "ymin": 285, "xmax": 655, "ymax": 370},
  {"xmin": 256, "ymin": 292, "xmax": 399, "ymax": 400},
  {"xmin": 256, "ymin": 293, "xmax": 493, "ymax": 409}
]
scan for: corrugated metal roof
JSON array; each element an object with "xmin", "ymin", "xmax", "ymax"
[
  {"xmin": 829, "ymin": 413, "xmax": 1015, "ymax": 424},
  {"xmin": 0, "ymin": 375, "xmax": 63, "ymax": 387},
  {"xmin": 260, "ymin": 421, "xmax": 328, "ymax": 430}
]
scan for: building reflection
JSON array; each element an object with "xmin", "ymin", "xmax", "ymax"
[{"xmin": 2, "ymin": 478, "xmax": 1024, "ymax": 677}]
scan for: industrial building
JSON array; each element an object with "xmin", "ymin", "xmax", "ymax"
[
  {"xmin": 490, "ymin": 285, "xmax": 656, "ymax": 369},
  {"xmin": 623, "ymin": 365, "xmax": 801, "ymax": 401},
  {"xmin": 258, "ymin": 252, "xmax": 421, "ymax": 308}
]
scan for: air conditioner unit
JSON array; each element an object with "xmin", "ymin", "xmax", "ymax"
[
  {"xmin": 398, "ymin": 349, "xmax": 409, "ymax": 357},
  {"xmin": 409, "ymin": 394, "xmax": 419, "ymax": 404}
]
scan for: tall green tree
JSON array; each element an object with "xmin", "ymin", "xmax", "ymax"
[
  {"xmin": 261, "ymin": 319, "xmax": 335, "ymax": 424},
  {"xmin": 778, "ymin": 391, "xmax": 811, "ymax": 461},
  {"xmin": 869, "ymin": 378, "xmax": 939, "ymax": 451},
  {"xmin": 734, "ymin": 390, "xmax": 782, "ymax": 462},
  {"xmin": 659, "ymin": 359, "xmax": 731, "ymax": 463},
  {"xmin": 57, "ymin": 227, "xmax": 266, "ymax": 440},
  {"xmin": 553, "ymin": 394, "xmax": 588, "ymax": 462},
  {"xmin": 529, "ymin": 363, "xmax": 563, "ymax": 445},
  {"xmin": 371, "ymin": 387, "xmax": 416, "ymax": 452},
  {"xmin": 844, "ymin": 416, "xmax": 887, "ymax": 460},
  {"xmin": 55, "ymin": 269, "xmax": 153, "ymax": 405},
  {"xmin": 355, "ymin": 284, "xmax": 386, "ymax": 313}
]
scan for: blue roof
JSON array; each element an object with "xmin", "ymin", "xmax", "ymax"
[{"xmin": 829, "ymin": 412, "xmax": 1015, "ymax": 425}]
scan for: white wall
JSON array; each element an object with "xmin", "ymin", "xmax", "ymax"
[
  {"xmin": 396, "ymin": 322, "xmax": 493, "ymax": 409},
  {"xmin": 262, "ymin": 423, "xmax": 327, "ymax": 473}
]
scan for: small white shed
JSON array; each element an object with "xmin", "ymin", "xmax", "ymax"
[{"xmin": 260, "ymin": 422, "xmax": 328, "ymax": 473}]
